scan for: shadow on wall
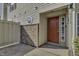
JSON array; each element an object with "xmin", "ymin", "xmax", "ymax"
[{"xmin": 20, "ymin": 26, "xmax": 35, "ymax": 47}]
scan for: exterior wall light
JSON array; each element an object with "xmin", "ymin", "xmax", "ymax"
[{"xmin": 27, "ymin": 16, "xmax": 33, "ymax": 24}]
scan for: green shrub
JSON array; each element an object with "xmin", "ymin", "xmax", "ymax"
[{"xmin": 74, "ymin": 37, "xmax": 79, "ymax": 55}]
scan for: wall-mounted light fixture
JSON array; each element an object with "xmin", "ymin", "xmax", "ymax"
[{"xmin": 27, "ymin": 16, "xmax": 33, "ymax": 24}]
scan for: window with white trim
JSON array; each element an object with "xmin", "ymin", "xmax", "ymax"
[
  {"xmin": 9, "ymin": 3, "xmax": 16, "ymax": 12},
  {"xmin": 59, "ymin": 16, "xmax": 66, "ymax": 42},
  {"xmin": 76, "ymin": 13, "xmax": 79, "ymax": 36}
]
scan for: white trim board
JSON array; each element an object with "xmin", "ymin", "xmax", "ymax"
[{"xmin": 0, "ymin": 42, "xmax": 19, "ymax": 49}]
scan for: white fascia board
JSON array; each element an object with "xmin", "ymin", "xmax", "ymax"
[{"xmin": 38, "ymin": 3, "xmax": 70, "ymax": 13}]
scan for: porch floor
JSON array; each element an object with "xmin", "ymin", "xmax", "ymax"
[{"xmin": 25, "ymin": 44, "xmax": 69, "ymax": 56}]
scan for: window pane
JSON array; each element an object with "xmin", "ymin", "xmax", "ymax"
[
  {"xmin": 77, "ymin": 27, "xmax": 79, "ymax": 32},
  {"xmin": 77, "ymin": 32, "xmax": 79, "ymax": 36},
  {"xmin": 62, "ymin": 37, "xmax": 64, "ymax": 40},
  {"xmin": 62, "ymin": 18, "xmax": 64, "ymax": 21},
  {"xmin": 9, "ymin": 3, "xmax": 16, "ymax": 12},
  {"xmin": 62, "ymin": 27, "xmax": 64, "ymax": 30},
  {"xmin": 77, "ymin": 20, "xmax": 79, "ymax": 25},
  {"xmin": 62, "ymin": 22, "xmax": 64, "ymax": 25},
  {"xmin": 77, "ymin": 14, "xmax": 79, "ymax": 25}
]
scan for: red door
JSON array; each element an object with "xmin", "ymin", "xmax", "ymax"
[{"xmin": 47, "ymin": 16, "xmax": 59, "ymax": 43}]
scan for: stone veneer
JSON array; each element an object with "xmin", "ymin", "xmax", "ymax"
[{"xmin": 21, "ymin": 24, "xmax": 38, "ymax": 47}]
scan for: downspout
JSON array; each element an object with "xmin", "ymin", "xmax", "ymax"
[{"xmin": 72, "ymin": 3, "xmax": 76, "ymax": 56}]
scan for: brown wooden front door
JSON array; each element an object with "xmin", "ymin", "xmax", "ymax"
[{"xmin": 47, "ymin": 16, "xmax": 59, "ymax": 43}]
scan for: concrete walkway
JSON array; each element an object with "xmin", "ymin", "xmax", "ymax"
[
  {"xmin": 0, "ymin": 43, "xmax": 35, "ymax": 56},
  {"xmin": 0, "ymin": 43, "xmax": 68, "ymax": 56},
  {"xmin": 24, "ymin": 44, "xmax": 69, "ymax": 56}
]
